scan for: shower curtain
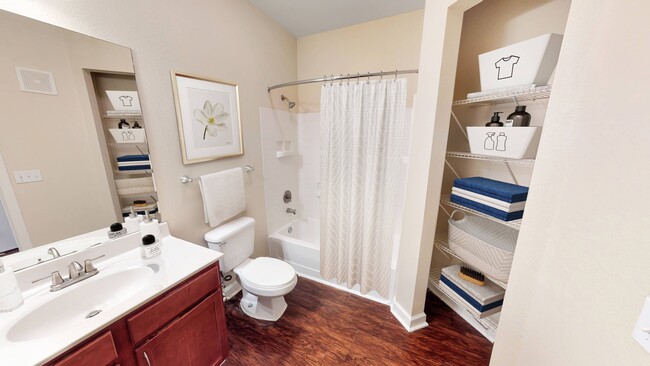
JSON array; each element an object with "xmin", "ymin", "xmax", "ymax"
[{"xmin": 320, "ymin": 79, "xmax": 406, "ymax": 298}]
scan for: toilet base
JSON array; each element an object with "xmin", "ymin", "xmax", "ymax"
[{"xmin": 239, "ymin": 288, "xmax": 288, "ymax": 321}]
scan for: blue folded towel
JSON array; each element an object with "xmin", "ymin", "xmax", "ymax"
[
  {"xmin": 117, "ymin": 165, "xmax": 151, "ymax": 171},
  {"xmin": 450, "ymin": 194, "xmax": 524, "ymax": 221},
  {"xmin": 453, "ymin": 177, "xmax": 528, "ymax": 203},
  {"xmin": 116, "ymin": 154, "xmax": 150, "ymax": 162},
  {"xmin": 440, "ymin": 274, "xmax": 503, "ymax": 312}
]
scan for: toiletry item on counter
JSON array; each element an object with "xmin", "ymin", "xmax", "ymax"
[
  {"xmin": 505, "ymin": 105, "xmax": 531, "ymax": 127},
  {"xmin": 124, "ymin": 206, "xmax": 142, "ymax": 233},
  {"xmin": 141, "ymin": 234, "xmax": 162, "ymax": 259},
  {"xmin": 108, "ymin": 222, "xmax": 127, "ymax": 239},
  {"xmin": 0, "ymin": 259, "xmax": 24, "ymax": 312},
  {"xmin": 485, "ymin": 112, "xmax": 504, "ymax": 127},
  {"xmin": 118, "ymin": 119, "xmax": 130, "ymax": 129},
  {"xmin": 140, "ymin": 211, "xmax": 160, "ymax": 238}
]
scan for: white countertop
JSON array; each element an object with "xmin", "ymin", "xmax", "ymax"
[{"xmin": 0, "ymin": 223, "xmax": 221, "ymax": 366}]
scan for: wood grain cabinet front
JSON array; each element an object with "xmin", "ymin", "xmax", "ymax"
[
  {"xmin": 45, "ymin": 263, "xmax": 227, "ymax": 366},
  {"xmin": 134, "ymin": 293, "xmax": 228, "ymax": 366}
]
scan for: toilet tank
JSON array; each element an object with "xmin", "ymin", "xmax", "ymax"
[{"xmin": 205, "ymin": 217, "xmax": 255, "ymax": 273}]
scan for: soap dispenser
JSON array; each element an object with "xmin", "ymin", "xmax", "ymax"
[
  {"xmin": 485, "ymin": 112, "xmax": 504, "ymax": 127},
  {"xmin": 140, "ymin": 211, "xmax": 160, "ymax": 238},
  {"xmin": 0, "ymin": 258, "xmax": 24, "ymax": 312},
  {"xmin": 124, "ymin": 206, "xmax": 141, "ymax": 234}
]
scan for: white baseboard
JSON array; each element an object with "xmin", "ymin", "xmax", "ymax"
[{"xmin": 390, "ymin": 300, "xmax": 428, "ymax": 332}]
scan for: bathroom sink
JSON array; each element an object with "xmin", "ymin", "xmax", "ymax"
[{"xmin": 6, "ymin": 265, "xmax": 156, "ymax": 342}]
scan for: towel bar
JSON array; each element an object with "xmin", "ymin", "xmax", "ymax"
[{"xmin": 180, "ymin": 165, "xmax": 254, "ymax": 184}]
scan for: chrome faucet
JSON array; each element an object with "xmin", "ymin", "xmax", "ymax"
[
  {"xmin": 32, "ymin": 255, "xmax": 105, "ymax": 292},
  {"xmin": 286, "ymin": 208, "xmax": 296, "ymax": 215},
  {"xmin": 47, "ymin": 247, "xmax": 61, "ymax": 258}
]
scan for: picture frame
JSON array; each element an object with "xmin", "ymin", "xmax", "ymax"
[{"xmin": 171, "ymin": 71, "xmax": 243, "ymax": 164}]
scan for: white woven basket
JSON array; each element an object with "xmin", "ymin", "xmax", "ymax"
[{"xmin": 448, "ymin": 210, "xmax": 518, "ymax": 283}]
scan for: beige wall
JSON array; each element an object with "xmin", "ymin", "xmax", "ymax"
[
  {"xmin": 491, "ymin": 1, "xmax": 650, "ymax": 364},
  {"xmin": 0, "ymin": 0, "xmax": 298, "ymax": 256},
  {"xmin": 294, "ymin": 10, "xmax": 423, "ymax": 113},
  {"xmin": 0, "ymin": 12, "xmax": 133, "ymax": 246}
]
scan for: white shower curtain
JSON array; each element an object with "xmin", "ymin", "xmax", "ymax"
[{"xmin": 320, "ymin": 79, "xmax": 406, "ymax": 298}]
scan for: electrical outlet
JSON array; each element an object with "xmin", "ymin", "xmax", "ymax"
[
  {"xmin": 13, "ymin": 170, "xmax": 43, "ymax": 184},
  {"xmin": 632, "ymin": 296, "xmax": 650, "ymax": 353}
]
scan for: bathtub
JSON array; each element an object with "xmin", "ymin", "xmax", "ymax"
[
  {"xmin": 267, "ymin": 218, "xmax": 390, "ymax": 304},
  {"xmin": 268, "ymin": 218, "xmax": 320, "ymax": 279}
]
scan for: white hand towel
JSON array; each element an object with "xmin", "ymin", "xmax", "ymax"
[{"xmin": 199, "ymin": 167, "xmax": 246, "ymax": 227}]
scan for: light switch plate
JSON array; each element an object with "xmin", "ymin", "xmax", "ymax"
[
  {"xmin": 632, "ymin": 296, "xmax": 650, "ymax": 353},
  {"xmin": 13, "ymin": 170, "xmax": 42, "ymax": 184}
]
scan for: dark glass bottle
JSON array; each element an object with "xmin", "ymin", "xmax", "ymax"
[{"xmin": 506, "ymin": 105, "xmax": 531, "ymax": 127}]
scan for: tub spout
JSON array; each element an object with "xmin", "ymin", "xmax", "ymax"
[{"xmin": 286, "ymin": 208, "xmax": 296, "ymax": 215}]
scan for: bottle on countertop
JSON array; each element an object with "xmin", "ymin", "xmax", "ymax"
[
  {"xmin": 140, "ymin": 234, "xmax": 162, "ymax": 259},
  {"xmin": 505, "ymin": 105, "xmax": 531, "ymax": 127},
  {"xmin": 485, "ymin": 112, "xmax": 504, "ymax": 127},
  {"xmin": 123, "ymin": 206, "xmax": 141, "ymax": 234},
  {"xmin": 139, "ymin": 211, "xmax": 160, "ymax": 238},
  {"xmin": 108, "ymin": 222, "xmax": 127, "ymax": 239}
]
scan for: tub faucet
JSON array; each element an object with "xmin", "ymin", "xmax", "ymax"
[
  {"xmin": 47, "ymin": 247, "xmax": 60, "ymax": 258},
  {"xmin": 286, "ymin": 208, "xmax": 296, "ymax": 215}
]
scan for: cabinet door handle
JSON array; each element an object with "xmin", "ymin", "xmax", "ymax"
[{"xmin": 143, "ymin": 352, "xmax": 152, "ymax": 366}]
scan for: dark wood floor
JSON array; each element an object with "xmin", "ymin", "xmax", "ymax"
[{"xmin": 224, "ymin": 277, "xmax": 493, "ymax": 366}]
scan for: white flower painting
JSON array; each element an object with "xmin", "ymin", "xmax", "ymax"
[
  {"xmin": 172, "ymin": 72, "xmax": 243, "ymax": 164},
  {"xmin": 193, "ymin": 100, "xmax": 230, "ymax": 140}
]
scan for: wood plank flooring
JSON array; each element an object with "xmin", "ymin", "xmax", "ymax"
[{"xmin": 224, "ymin": 277, "xmax": 493, "ymax": 366}]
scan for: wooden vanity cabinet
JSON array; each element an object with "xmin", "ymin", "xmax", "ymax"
[{"xmin": 48, "ymin": 263, "xmax": 227, "ymax": 366}]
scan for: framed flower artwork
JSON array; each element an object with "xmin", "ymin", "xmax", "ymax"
[{"xmin": 171, "ymin": 72, "xmax": 243, "ymax": 164}]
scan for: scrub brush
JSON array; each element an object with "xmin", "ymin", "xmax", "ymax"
[{"xmin": 458, "ymin": 266, "xmax": 485, "ymax": 286}]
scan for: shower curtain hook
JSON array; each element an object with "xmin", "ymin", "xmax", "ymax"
[
  {"xmin": 394, "ymin": 69, "xmax": 398, "ymax": 81},
  {"xmin": 323, "ymin": 75, "xmax": 327, "ymax": 86},
  {"xmin": 380, "ymin": 70, "xmax": 383, "ymax": 82},
  {"xmin": 346, "ymin": 73, "xmax": 350, "ymax": 84},
  {"xmin": 339, "ymin": 74, "xmax": 343, "ymax": 85},
  {"xmin": 356, "ymin": 73, "xmax": 360, "ymax": 84},
  {"xmin": 330, "ymin": 74, "xmax": 334, "ymax": 86},
  {"xmin": 367, "ymin": 72, "xmax": 371, "ymax": 84}
]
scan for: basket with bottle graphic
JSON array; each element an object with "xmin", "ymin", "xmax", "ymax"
[{"xmin": 467, "ymin": 126, "xmax": 540, "ymax": 159}]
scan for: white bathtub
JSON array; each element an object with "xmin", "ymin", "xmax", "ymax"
[
  {"xmin": 267, "ymin": 218, "xmax": 390, "ymax": 304},
  {"xmin": 268, "ymin": 218, "xmax": 320, "ymax": 279}
]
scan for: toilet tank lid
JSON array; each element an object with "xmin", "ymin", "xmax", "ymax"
[{"xmin": 204, "ymin": 217, "xmax": 255, "ymax": 242}]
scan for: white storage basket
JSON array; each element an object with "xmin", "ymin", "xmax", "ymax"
[{"xmin": 448, "ymin": 211, "xmax": 518, "ymax": 283}]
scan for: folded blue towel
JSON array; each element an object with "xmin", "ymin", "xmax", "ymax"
[
  {"xmin": 440, "ymin": 274, "xmax": 503, "ymax": 312},
  {"xmin": 116, "ymin": 154, "xmax": 150, "ymax": 162},
  {"xmin": 117, "ymin": 165, "xmax": 151, "ymax": 171},
  {"xmin": 450, "ymin": 194, "xmax": 524, "ymax": 221},
  {"xmin": 453, "ymin": 177, "xmax": 528, "ymax": 203}
]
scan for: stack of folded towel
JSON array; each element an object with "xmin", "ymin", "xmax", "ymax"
[
  {"xmin": 117, "ymin": 154, "xmax": 151, "ymax": 171},
  {"xmin": 439, "ymin": 265, "xmax": 505, "ymax": 319},
  {"xmin": 450, "ymin": 177, "xmax": 528, "ymax": 221}
]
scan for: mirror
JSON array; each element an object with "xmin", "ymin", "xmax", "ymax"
[{"xmin": 0, "ymin": 10, "xmax": 158, "ymax": 265}]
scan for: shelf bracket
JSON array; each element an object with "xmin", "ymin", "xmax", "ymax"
[
  {"xmin": 444, "ymin": 159, "xmax": 461, "ymax": 179},
  {"xmin": 450, "ymin": 110, "xmax": 469, "ymax": 142},
  {"xmin": 504, "ymin": 162, "xmax": 519, "ymax": 185}
]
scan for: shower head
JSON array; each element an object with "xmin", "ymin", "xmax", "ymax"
[{"xmin": 281, "ymin": 95, "xmax": 296, "ymax": 109}]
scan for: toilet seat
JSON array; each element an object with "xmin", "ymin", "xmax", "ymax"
[{"xmin": 235, "ymin": 257, "xmax": 297, "ymax": 297}]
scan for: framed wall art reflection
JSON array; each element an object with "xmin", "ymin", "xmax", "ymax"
[{"xmin": 171, "ymin": 72, "xmax": 243, "ymax": 164}]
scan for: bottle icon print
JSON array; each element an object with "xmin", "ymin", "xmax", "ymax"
[
  {"xmin": 484, "ymin": 132, "xmax": 496, "ymax": 150},
  {"xmin": 496, "ymin": 132, "xmax": 507, "ymax": 151}
]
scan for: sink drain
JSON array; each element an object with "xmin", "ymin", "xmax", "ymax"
[{"xmin": 86, "ymin": 310, "xmax": 102, "ymax": 319}]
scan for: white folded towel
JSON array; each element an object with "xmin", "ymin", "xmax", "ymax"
[
  {"xmin": 451, "ymin": 187, "xmax": 526, "ymax": 212},
  {"xmin": 199, "ymin": 167, "xmax": 246, "ymax": 227}
]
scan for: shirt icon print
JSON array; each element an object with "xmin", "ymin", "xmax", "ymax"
[
  {"xmin": 495, "ymin": 55, "xmax": 520, "ymax": 80},
  {"xmin": 119, "ymin": 95, "xmax": 133, "ymax": 107}
]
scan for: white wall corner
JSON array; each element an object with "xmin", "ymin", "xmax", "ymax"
[{"xmin": 390, "ymin": 299, "xmax": 428, "ymax": 332}]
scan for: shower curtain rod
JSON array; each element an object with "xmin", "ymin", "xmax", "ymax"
[{"xmin": 267, "ymin": 69, "xmax": 419, "ymax": 92}]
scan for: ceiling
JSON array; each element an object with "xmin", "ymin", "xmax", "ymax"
[{"xmin": 249, "ymin": 0, "xmax": 426, "ymax": 38}]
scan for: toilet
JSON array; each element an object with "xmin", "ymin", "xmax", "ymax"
[{"xmin": 205, "ymin": 217, "xmax": 297, "ymax": 321}]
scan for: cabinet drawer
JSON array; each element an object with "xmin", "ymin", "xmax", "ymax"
[
  {"xmin": 127, "ymin": 264, "xmax": 220, "ymax": 344},
  {"xmin": 53, "ymin": 331, "xmax": 118, "ymax": 366}
]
